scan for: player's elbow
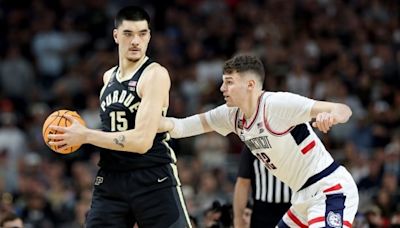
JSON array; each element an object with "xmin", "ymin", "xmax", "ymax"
[
  {"xmin": 137, "ymin": 142, "xmax": 152, "ymax": 154},
  {"xmin": 133, "ymin": 135, "xmax": 154, "ymax": 154},
  {"xmin": 336, "ymin": 103, "xmax": 352, "ymax": 123}
]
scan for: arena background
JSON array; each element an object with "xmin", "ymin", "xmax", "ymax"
[{"xmin": 0, "ymin": 0, "xmax": 399, "ymax": 227}]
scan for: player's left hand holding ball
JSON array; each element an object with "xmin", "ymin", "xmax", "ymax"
[{"xmin": 48, "ymin": 114, "xmax": 88, "ymax": 150}]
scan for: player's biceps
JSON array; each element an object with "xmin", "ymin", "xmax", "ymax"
[
  {"xmin": 310, "ymin": 101, "xmax": 333, "ymax": 118},
  {"xmin": 135, "ymin": 102, "xmax": 163, "ymax": 131}
]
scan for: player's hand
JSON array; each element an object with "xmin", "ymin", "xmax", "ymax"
[
  {"xmin": 312, "ymin": 112, "xmax": 338, "ymax": 133},
  {"xmin": 157, "ymin": 117, "xmax": 174, "ymax": 133},
  {"xmin": 47, "ymin": 115, "xmax": 88, "ymax": 148}
]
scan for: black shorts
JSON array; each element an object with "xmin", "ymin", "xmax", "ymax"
[
  {"xmin": 251, "ymin": 216, "xmax": 281, "ymax": 228},
  {"xmin": 86, "ymin": 164, "xmax": 191, "ymax": 228}
]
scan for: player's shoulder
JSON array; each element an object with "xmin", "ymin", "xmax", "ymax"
[
  {"xmin": 143, "ymin": 61, "xmax": 170, "ymax": 81},
  {"xmin": 214, "ymin": 104, "xmax": 238, "ymax": 117},
  {"xmin": 103, "ymin": 66, "xmax": 118, "ymax": 84},
  {"xmin": 145, "ymin": 61, "xmax": 167, "ymax": 73},
  {"xmin": 265, "ymin": 91, "xmax": 293, "ymax": 99},
  {"xmin": 265, "ymin": 91, "xmax": 306, "ymax": 103}
]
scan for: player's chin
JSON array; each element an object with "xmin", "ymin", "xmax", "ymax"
[
  {"xmin": 127, "ymin": 54, "xmax": 141, "ymax": 62},
  {"xmin": 127, "ymin": 57, "xmax": 140, "ymax": 62},
  {"xmin": 225, "ymin": 102, "xmax": 234, "ymax": 107}
]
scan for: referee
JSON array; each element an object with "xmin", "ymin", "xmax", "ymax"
[{"xmin": 234, "ymin": 147, "xmax": 292, "ymax": 228}]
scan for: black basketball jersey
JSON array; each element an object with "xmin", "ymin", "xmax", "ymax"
[{"xmin": 98, "ymin": 57, "xmax": 175, "ymax": 170}]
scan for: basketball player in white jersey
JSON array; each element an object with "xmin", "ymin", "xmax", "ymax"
[{"xmin": 159, "ymin": 55, "xmax": 359, "ymax": 227}]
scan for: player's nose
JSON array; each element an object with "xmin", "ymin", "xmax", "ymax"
[
  {"xmin": 220, "ymin": 83, "xmax": 226, "ymax": 92},
  {"xmin": 130, "ymin": 35, "xmax": 140, "ymax": 45}
]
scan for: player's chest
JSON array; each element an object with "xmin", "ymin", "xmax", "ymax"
[
  {"xmin": 99, "ymin": 84, "xmax": 141, "ymax": 114},
  {"xmin": 239, "ymin": 125, "xmax": 295, "ymax": 153}
]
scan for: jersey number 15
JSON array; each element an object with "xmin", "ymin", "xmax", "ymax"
[{"xmin": 109, "ymin": 111, "xmax": 128, "ymax": 131}]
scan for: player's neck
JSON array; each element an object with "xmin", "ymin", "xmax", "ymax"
[
  {"xmin": 241, "ymin": 90, "xmax": 263, "ymax": 120},
  {"xmin": 119, "ymin": 56, "xmax": 146, "ymax": 79}
]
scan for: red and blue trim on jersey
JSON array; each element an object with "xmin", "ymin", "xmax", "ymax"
[
  {"xmin": 298, "ymin": 161, "xmax": 340, "ymax": 191},
  {"xmin": 278, "ymin": 188, "xmax": 352, "ymax": 227}
]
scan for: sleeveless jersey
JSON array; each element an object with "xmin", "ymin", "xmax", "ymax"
[
  {"xmin": 98, "ymin": 57, "xmax": 175, "ymax": 170},
  {"xmin": 206, "ymin": 92, "xmax": 334, "ymax": 191}
]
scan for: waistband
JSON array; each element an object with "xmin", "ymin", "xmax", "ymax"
[{"xmin": 298, "ymin": 161, "xmax": 340, "ymax": 191}]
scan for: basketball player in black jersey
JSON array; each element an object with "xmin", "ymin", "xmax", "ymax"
[
  {"xmin": 48, "ymin": 6, "xmax": 191, "ymax": 228},
  {"xmin": 234, "ymin": 147, "xmax": 291, "ymax": 228}
]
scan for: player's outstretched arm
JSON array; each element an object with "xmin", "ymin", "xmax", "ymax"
[
  {"xmin": 310, "ymin": 101, "xmax": 352, "ymax": 133},
  {"xmin": 49, "ymin": 64, "xmax": 170, "ymax": 154},
  {"xmin": 158, "ymin": 113, "xmax": 214, "ymax": 138}
]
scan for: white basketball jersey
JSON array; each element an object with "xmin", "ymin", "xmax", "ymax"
[{"xmin": 206, "ymin": 92, "xmax": 334, "ymax": 191}]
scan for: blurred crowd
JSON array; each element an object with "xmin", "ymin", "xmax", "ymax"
[{"xmin": 0, "ymin": 0, "xmax": 399, "ymax": 227}]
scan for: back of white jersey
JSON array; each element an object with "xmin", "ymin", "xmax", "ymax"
[{"xmin": 206, "ymin": 92, "xmax": 334, "ymax": 191}]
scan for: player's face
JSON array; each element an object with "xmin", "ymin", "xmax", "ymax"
[
  {"xmin": 113, "ymin": 20, "xmax": 151, "ymax": 62},
  {"xmin": 220, "ymin": 72, "xmax": 249, "ymax": 107}
]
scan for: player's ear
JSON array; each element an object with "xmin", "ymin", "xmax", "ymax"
[
  {"xmin": 248, "ymin": 79, "xmax": 256, "ymax": 90},
  {"xmin": 113, "ymin": 29, "xmax": 119, "ymax": 44}
]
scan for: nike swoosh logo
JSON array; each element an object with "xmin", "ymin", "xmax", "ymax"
[{"xmin": 157, "ymin": 177, "xmax": 168, "ymax": 183}]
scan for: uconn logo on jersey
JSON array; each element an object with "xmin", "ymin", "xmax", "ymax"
[
  {"xmin": 242, "ymin": 135, "xmax": 276, "ymax": 170},
  {"xmin": 100, "ymin": 90, "xmax": 140, "ymax": 113}
]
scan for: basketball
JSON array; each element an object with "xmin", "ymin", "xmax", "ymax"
[{"xmin": 42, "ymin": 110, "xmax": 86, "ymax": 154}]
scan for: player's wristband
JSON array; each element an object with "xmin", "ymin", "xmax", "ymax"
[{"xmin": 169, "ymin": 115, "xmax": 205, "ymax": 138}]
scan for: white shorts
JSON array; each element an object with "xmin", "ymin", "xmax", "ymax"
[{"xmin": 277, "ymin": 166, "xmax": 359, "ymax": 228}]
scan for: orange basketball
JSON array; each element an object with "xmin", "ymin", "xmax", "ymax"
[{"xmin": 42, "ymin": 110, "xmax": 86, "ymax": 154}]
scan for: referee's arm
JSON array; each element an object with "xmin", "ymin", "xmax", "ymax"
[{"xmin": 233, "ymin": 177, "xmax": 251, "ymax": 228}]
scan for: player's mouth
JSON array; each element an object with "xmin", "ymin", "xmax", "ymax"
[{"xmin": 129, "ymin": 48, "xmax": 140, "ymax": 52}]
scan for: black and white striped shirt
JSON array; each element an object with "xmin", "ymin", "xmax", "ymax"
[
  {"xmin": 251, "ymin": 159, "xmax": 291, "ymax": 203},
  {"xmin": 238, "ymin": 147, "xmax": 292, "ymax": 226}
]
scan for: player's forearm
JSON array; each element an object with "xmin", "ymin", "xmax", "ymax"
[
  {"xmin": 168, "ymin": 114, "xmax": 211, "ymax": 138},
  {"xmin": 233, "ymin": 197, "xmax": 247, "ymax": 228},
  {"xmin": 331, "ymin": 103, "xmax": 352, "ymax": 124},
  {"xmin": 233, "ymin": 216, "xmax": 247, "ymax": 228},
  {"xmin": 84, "ymin": 128, "xmax": 153, "ymax": 154},
  {"xmin": 233, "ymin": 179, "xmax": 250, "ymax": 228},
  {"xmin": 158, "ymin": 117, "xmax": 175, "ymax": 132}
]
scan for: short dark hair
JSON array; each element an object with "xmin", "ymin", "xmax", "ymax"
[
  {"xmin": 114, "ymin": 6, "xmax": 150, "ymax": 28},
  {"xmin": 0, "ymin": 212, "xmax": 21, "ymax": 226},
  {"xmin": 223, "ymin": 55, "xmax": 265, "ymax": 84}
]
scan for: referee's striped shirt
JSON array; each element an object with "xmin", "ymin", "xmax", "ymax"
[
  {"xmin": 238, "ymin": 147, "xmax": 292, "ymax": 227},
  {"xmin": 251, "ymin": 159, "xmax": 291, "ymax": 203},
  {"xmin": 238, "ymin": 147, "xmax": 292, "ymax": 204},
  {"xmin": 251, "ymin": 158, "xmax": 292, "ymax": 203}
]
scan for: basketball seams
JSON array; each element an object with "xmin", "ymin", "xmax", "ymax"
[
  {"xmin": 62, "ymin": 110, "xmax": 72, "ymax": 154},
  {"xmin": 54, "ymin": 112, "xmax": 66, "ymax": 152},
  {"xmin": 43, "ymin": 111, "xmax": 61, "ymax": 140},
  {"xmin": 43, "ymin": 111, "xmax": 63, "ymax": 135},
  {"xmin": 43, "ymin": 110, "xmax": 85, "ymax": 154}
]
